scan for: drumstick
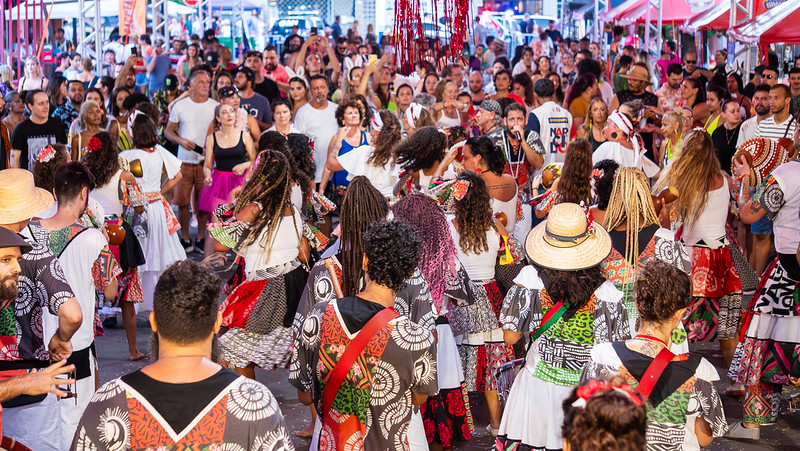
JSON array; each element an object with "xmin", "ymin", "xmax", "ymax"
[{"xmin": 324, "ymin": 259, "xmax": 344, "ymax": 299}]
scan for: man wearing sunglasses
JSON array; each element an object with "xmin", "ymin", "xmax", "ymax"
[
  {"xmin": 682, "ymin": 51, "xmax": 712, "ymax": 84},
  {"xmin": 761, "ymin": 66, "xmax": 780, "ymax": 87}
]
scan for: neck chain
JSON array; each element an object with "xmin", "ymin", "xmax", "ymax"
[
  {"xmin": 724, "ymin": 125, "xmax": 738, "ymax": 146},
  {"xmin": 502, "ymin": 131, "xmax": 525, "ymax": 180},
  {"xmin": 634, "ymin": 334, "xmax": 668, "ymax": 348}
]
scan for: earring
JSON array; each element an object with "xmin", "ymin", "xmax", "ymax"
[{"xmin": 671, "ymin": 327, "xmax": 687, "ymax": 345}]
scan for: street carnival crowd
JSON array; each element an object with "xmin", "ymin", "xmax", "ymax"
[{"xmin": 0, "ymin": 17, "xmax": 798, "ymax": 451}]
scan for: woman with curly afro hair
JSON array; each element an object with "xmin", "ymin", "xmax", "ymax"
[
  {"xmin": 83, "ymin": 131, "xmax": 147, "ymax": 360},
  {"xmin": 446, "ymin": 170, "xmax": 513, "ymax": 437},
  {"xmin": 392, "ymin": 126, "xmax": 448, "ymax": 197},
  {"xmin": 318, "ymin": 97, "xmax": 369, "ymax": 198},
  {"xmin": 291, "ymin": 220, "xmax": 439, "ymax": 450}
]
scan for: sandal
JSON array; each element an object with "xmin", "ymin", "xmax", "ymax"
[{"xmin": 202, "ymin": 252, "xmax": 228, "ymax": 269}]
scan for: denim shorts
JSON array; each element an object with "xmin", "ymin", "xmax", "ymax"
[{"xmin": 750, "ymin": 215, "xmax": 774, "ymax": 235}]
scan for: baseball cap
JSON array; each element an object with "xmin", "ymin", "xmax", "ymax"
[
  {"xmin": 164, "ymin": 74, "xmax": 179, "ymax": 91},
  {"xmin": 204, "ymin": 51, "xmax": 220, "ymax": 67},
  {"xmin": 479, "ymin": 99, "xmax": 502, "ymax": 116},
  {"xmin": 218, "ymin": 86, "xmax": 238, "ymax": 99},
  {"xmin": 237, "ymin": 66, "xmax": 255, "ymax": 83}
]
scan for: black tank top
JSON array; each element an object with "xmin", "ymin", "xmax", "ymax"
[{"xmin": 213, "ymin": 131, "xmax": 247, "ymax": 172}]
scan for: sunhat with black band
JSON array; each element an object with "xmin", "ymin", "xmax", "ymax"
[
  {"xmin": 620, "ymin": 65, "xmax": 651, "ymax": 84},
  {"xmin": 0, "ymin": 226, "xmax": 32, "ymax": 254},
  {"xmin": 0, "ymin": 169, "xmax": 55, "ymax": 225},
  {"xmin": 525, "ymin": 203, "xmax": 611, "ymax": 270}
]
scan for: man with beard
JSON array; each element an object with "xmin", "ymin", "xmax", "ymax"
[
  {"xmin": 24, "ymin": 162, "xmax": 121, "ymax": 450},
  {"xmin": 281, "ymin": 34, "xmax": 304, "ymax": 69},
  {"xmin": 263, "ymin": 44, "xmax": 293, "ymax": 96},
  {"xmin": 244, "ymin": 50, "xmax": 280, "ymax": 104},
  {"xmin": 234, "ymin": 67, "xmax": 272, "ymax": 131},
  {"xmin": 655, "ymin": 62, "xmax": 683, "ymax": 113},
  {"xmin": 610, "ymin": 63, "xmax": 659, "ymax": 160},
  {"xmin": 294, "ymin": 74, "xmax": 338, "ymax": 185},
  {"xmin": 0, "ymin": 169, "xmax": 82, "ymax": 451},
  {"xmin": 468, "ymin": 70, "xmax": 486, "ymax": 105},
  {"xmin": 52, "ymin": 80, "xmax": 84, "ymax": 136},
  {"xmin": 737, "ymin": 84, "xmax": 773, "ymax": 147},
  {"xmin": 114, "ymin": 54, "xmax": 139, "ymax": 92}
]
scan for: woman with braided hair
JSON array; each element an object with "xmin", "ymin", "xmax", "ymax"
[
  {"xmin": 599, "ymin": 167, "xmax": 689, "ymax": 342},
  {"xmin": 208, "ymin": 150, "xmax": 310, "ymax": 378},
  {"xmin": 393, "ymin": 193, "xmax": 475, "ymax": 449}
]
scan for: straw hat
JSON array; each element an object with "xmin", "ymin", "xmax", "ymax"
[
  {"xmin": 0, "ymin": 169, "xmax": 55, "ymax": 225},
  {"xmin": 525, "ymin": 203, "xmax": 611, "ymax": 271},
  {"xmin": 621, "ymin": 65, "xmax": 651, "ymax": 83}
]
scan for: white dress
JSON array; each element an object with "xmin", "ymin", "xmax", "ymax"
[
  {"xmin": 336, "ymin": 144, "xmax": 400, "ymax": 198},
  {"xmin": 119, "ymin": 146, "xmax": 186, "ymax": 310}
]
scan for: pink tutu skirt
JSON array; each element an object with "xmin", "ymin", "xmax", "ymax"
[{"xmin": 199, "ymin": 169, "xmax": 245, "ymax": 213}]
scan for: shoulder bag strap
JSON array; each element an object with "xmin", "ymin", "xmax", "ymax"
[
  {"xmin": 321, "ymin": 307, "xmax": 399, "ymax": 415},
  {"xmin": 530, "ymin": 300, "xmax": 567, "ymax": 342},
  {"xmin": 783, "ymin": 116, "xmax": 795, "ymax": 138},
  {"xmin": 57, "ymin": 227, "xmax": 91, "ymax": 258},
  {"xmin": 635, "ymin": 347, "xmax": 674, "ymax": 399}
]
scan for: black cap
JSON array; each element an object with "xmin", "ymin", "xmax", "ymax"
[
  {"xmin": 204, "ymin": 51, "xmax": 220, "ymax": 67},
  {"xmin": 0, "ymin": 228, "xmax": 32, "ymax": 254},
  {"xmin": 218, "ymin": 86, "xmax": 237, "ymax": 99},
  {"xmin": 237, "ymin": 66, "xmax": 255, "ymax": 83},
  {"xmin": 165, "ymin": 74, "xmax": 179, "ymax": 91}
]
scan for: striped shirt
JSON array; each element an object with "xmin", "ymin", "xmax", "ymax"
[{"xmin": 755, "ymin": 115, "xmax": 796, "ymax": 141}]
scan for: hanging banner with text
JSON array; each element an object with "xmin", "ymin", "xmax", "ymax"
[{"xmin": 119, "ymin": 0, "xmax": 146, "ymax": 38}]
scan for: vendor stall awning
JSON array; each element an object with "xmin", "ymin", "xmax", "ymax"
[
  {"xmin": 682, "ymin": 0, "xmax": 770, "ymax": 32},
  {"xmin": 608, "ymin": 0, "xmax": 727, "ymax": 26},
  {"xmin": 4, "ymin": 0, "xmax": 195, "ymax": 20},
  {"xmin": 729, "ymin": 0, "xmax": 800, "ymax": 45}
]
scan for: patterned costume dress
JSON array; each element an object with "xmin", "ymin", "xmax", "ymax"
[
  {"xmin": 209, "ymin": 204, "xmax": 308, "ymax": 370},
  {"xmin": 735, "ymin": 161, "xmax": 800, "ymax": 425},
  {"xmin": 495, "ymin": 266, "xmax": 630, "ymax": 450},
  {"xmin": 680, "ymin": 178, "xmax": 743, "ymax": 342},
  {"xmin": 290, "ymin": 298, "xmax": 439, "ymax": 450},
  {"xmin": 71, "ymin": 371, "xmax": 294, "ymax": 450},
  {"xmin": 582, "ymin": 342, "xmax": 727, "ymax": 450}
]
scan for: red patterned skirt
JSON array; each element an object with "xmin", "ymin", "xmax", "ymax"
[
  {"xmin": 419, "ymin": 383, "xmax": 474, "ymax": 447},
  {"xmin": 683, "ymin": 246, "xmax": 743, "ymax": 341}
]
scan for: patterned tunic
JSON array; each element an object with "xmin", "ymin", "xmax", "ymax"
[
  {"xmin": 71, "ymin": 374, "xmax": 294, "ymax": 450},
  {"xmin": 290, "ymin": 299, "xmax": 438, "ymax": 450},
  {"xmin": 582, "ymin": 342, "xmax": 727, "ymax": 450}
]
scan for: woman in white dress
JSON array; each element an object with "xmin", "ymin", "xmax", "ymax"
[
  {"xmin": 496, "ymin": 203, "xmax": 630, "ymax": 449},
  {"xmin": 336, "ymin": 110, "xmax": 401, "ymax": 199},
  {"xmin": 119, "ymin": 112, "xmax": 186, "ymax": 310}
]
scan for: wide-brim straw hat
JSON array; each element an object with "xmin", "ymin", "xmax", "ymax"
[
  {"xmin": 621, "ymin": 65, "xmax": 651, "ymax": 83},
  {"xmin": 525, "ymin": 203, "xmax": 611, "ymax": 271},
  {"xmin": 0, "ymin": 169, "xmax": 55, "ymax": 224}
]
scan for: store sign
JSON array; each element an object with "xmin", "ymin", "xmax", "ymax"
[{"xmin": 763, "ymin": 0, "xmax": 788, "ymax": 9}]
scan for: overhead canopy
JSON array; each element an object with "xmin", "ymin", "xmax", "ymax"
[
  {"xmin": 4, "ymin": 0, "xmax": 195, "ymax": 20},
  {"xmin": 682, "ymin": 0, "xmax": 769, "ymax": 32},
  {"xmin": 599, "ymin": 0, "xmax": 640, "ymax": 22},
  {"xmin": 729, "ymin": 0, "xmax": 800, "ymax": 45},
  {"xmin": 609, "ymin": 0, "xmax": 727, "ymax": 25}
]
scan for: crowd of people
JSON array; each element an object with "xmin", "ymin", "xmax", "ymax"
[{"xmin": 0, "ymin": 18, "xmax": 798, "ymax": 451}]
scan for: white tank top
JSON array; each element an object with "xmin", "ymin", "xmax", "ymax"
[
  {"xmin": 242, "ymin": 207, "xmax": 303, "ymax": 271},
  {"xmin": 90, "ymin": 169, "xmax": 123, "ymax": 217},
  {"xmin": 449, "ymin": 220, "xmax": 500, "ymax": 281},
  {"xmin": 682, "ymin": 178, "xmax": 729, "ymax": 246},
  {"xmin": 436, "ymin": 109, "xmax": 462, "ymax": 128},
  {"xmin": 771, "ymin": 161, "xmax": 800, "ymax": 254},
  {"xmin": 491, "ymin": 193, "xmax": 517, "ymax": 235}
]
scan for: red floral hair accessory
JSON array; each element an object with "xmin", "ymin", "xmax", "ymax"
[
  {"xmin": 573, "ymin": 379, "xmax": 642, "ymax": 408},
  {"xmin": 36, "ymin": 145, "xmax": 57, "ymax": 163},
  {"xmin": 581, "ymin": 201, "xmax": 596, "ymax": 234},
  {"xmin": 87, "ymin": 136, "xmax": 103, "ymax": 152}
]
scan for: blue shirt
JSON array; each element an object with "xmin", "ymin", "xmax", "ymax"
[{"xmin": 147, "ymin": 55, "xmax": 172, "ymax": 93}]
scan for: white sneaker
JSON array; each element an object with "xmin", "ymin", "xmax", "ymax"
[
  {"xmin": 485, "ymin": 424, "xmax": 499, "ymax": 437},
  {"xmin": 726, "ymin": 422, "xmax": 760, "ymax": 440}
]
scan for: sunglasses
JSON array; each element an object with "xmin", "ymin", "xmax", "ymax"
[
  {"xmin": 684, "ymin": 60, "xmax": 697, "ymax": 64},
  {"xmin": 765, "ymin": 74, "xmax": 776, "ymax": 79}
]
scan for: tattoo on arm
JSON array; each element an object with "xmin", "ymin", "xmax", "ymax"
[{"xmin": 749, "ymin": 202, "xmax": 763, "ymax": 214}]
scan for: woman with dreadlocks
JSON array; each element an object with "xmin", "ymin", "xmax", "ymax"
[
  {"xmin": 655, "ymin": 130, "xmax": 742, "ymax": 373},
  {"xmin": 335, "ymin": 110, "xmax": 402, "ymax": 198},
  {"xmin": 208, "ymin": 150, "xmax": 310, "ymax": 379},
  {"xmin": 393, "ymin": 126, "xmax": 450, "ymax": 197},
  {"xmin": 293, "ymin": 177, "xmax": 435, "ymax": 445},
  {"xmin": 445, "ymin": 171, "xmax": 512, "ymax": 437},
  {"xmin": 393, "ymin": 193, "xmax": 475, "ymax": 449},
  {"xmin": 600, "ymin": 167, "xmax": 689, "ymax": 344}
]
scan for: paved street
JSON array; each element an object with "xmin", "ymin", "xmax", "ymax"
[{"xmin": 96, "ymin": 310, "xmax": 800, "ymax": 450}]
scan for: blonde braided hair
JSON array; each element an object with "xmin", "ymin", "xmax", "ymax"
[{"xmin": 602, "ymin": 167, "xmax": 660, "ymax": 273}]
